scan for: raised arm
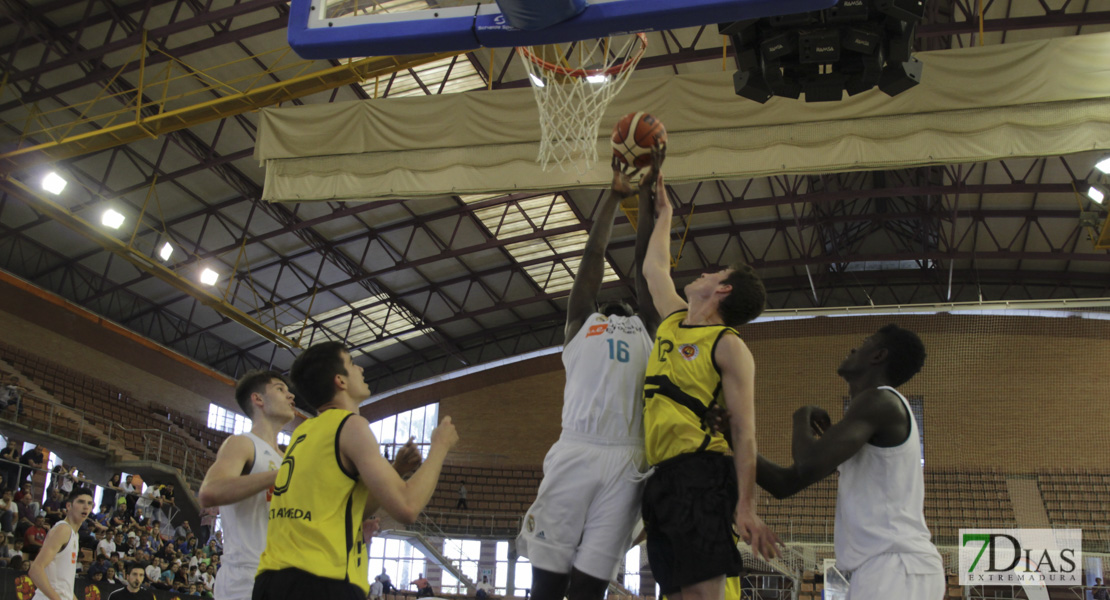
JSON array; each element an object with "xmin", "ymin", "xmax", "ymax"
[
  {"xmin": 642, "ymin": 175, "xmax": 687, "ymax": 317},
  {"xmin": 716, "ymin": 333, "xmax": 780, "ymax": 560},
  {"xmin": 565, "ymin": 158, "xmax": 634, "ymax": 340},
  {"xmin": 29, "ymin": 524, "xmax": 69, "ymax": 600},
  {"xmin": 757, "ymin": 390, "xmax": 898, "ymax": 499},
  {"xmin": 633, "ymin": 147, "xmax": 665, "ymax": 336},
  {"xmin": 362, "ymin": 437, "xmax": 424, "ymax": 516},
  {"xmin": 341, "ymin": 415, "xmax": 458, "ymax": 524},
  {"xmin": 197, "ymin": 435, "xmax": 279, "ymax": 509}
]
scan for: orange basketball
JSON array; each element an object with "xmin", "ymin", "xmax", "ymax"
[{"xmin": 611, "ymin": 112, "xmax": 666, "ymax": 169}]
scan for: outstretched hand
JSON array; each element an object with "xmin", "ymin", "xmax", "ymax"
[
  {"xmin": 611, "ymin": 155, "xmax": 636, "ymax": 197},
  {"xmin": 613, "ymin": 143, "xmax": 666, "ymax": 198},
  {"xmin": 735, "ymin": 507, "xmax": 783, "ymax": 561},
  {"xmin": 639, "ymin": 142, "xmax": 666, "ymax": 193},
  {"xmin": 794, "ymin": 406, "xmax": 832, "ymax": 437},
  {"xmin": 392, "ymin": 437, "xmax": 422, "ymax": 476}
]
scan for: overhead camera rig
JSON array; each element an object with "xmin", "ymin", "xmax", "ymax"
[{"xmin": 722, "ymin": 0, "xmax": 926, "ymax": 103}]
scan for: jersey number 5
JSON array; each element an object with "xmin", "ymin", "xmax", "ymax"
[
  {"xmin": 273, "ymin": 434, "xmax": 306, "ymax": 497},
  {"xmin": 607, "ymin": 339, "xmax": 630, "ymax": 363}
]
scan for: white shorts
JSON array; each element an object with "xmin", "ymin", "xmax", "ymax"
[
  {"xmin": 516, "ymin": 432, "xmax": 647, "ymax": 581},
  {"xmin": 844, "ymin": 553, "xmax": 945, "ymax": 600},
  {"xmin": 215, "ymin": 563, "xmax": 257, "ymax": 600}
]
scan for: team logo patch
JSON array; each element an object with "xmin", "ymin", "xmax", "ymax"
[
  {"xmin": 586, "ymin": 324, "xmax": 609, "ymax": 337},
  {"xmin": 679, "ymin": 344, "xmax": 699, "ymax": 360},
  {"xmin": 526, "ymin": 515, "xmax": 535, "ymax": 532}
]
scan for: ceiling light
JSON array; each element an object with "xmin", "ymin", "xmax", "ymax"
[
  {"xmin": 1087, "ymin": 185, "xmax": 1106, "ymax": 204},
  {"xmin": 586, "ymin": 74, "xmax": 609, "ymax": 84},
  {"xmin": 200, "ymin": 268, "xmax": 219, "ymax": 286},
  {"xmin": 528, "ymin": 72, "xmax": 545, "ymax": 88},
  {"xmin": 159, "ymin": 242, "xmax": 173, "ymax": 261},
  {"xmin": 101, "ymin": 209, "xmax": 125, "ymax": 229},
  {"xmin": 1096, "ymin": 157, "xmax": 1110, "ymax": 174},
  {"xmin": 41, "ymin": 172, "xmax": 67, "ymax": 195}
]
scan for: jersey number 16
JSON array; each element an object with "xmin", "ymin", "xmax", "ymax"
[{"xmin": 607, "ymin": 339, "xmax": 630, "ymax": 363}]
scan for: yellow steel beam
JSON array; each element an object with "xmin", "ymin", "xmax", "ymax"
[
  {"xmin": 1096, "ymin": 211, "xmax": 1110, "ymax": 250},
  {"xmin": 0, "ymin": 176, "xmax": 300, "ymax": 349},
  {"xmin": 1, "ymin": 51, "xmax": 468, "ymax": 174}
]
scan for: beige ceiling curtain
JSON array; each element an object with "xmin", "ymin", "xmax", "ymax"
[{"xmin": 256, "ymin": 32, "xmax": 1110, "ymax": 203}]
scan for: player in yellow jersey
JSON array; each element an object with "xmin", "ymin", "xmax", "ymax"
[
  {"xmin": 640, "ymin": 173, "xmax": 780, "ymax": 600},
  {"xmin": 253, "ymin": 342, "xmax": 459, "ymax": 600}
]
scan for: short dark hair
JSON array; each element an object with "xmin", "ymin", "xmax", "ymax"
[
  {"xmin": 718, "ymin": 263, "xmax": 766, "ymax": 328},
  {"xmin": 234, "ymin": 370, "xmax": 289, "ymax": 418},
  {"xmin": 875, "ymin": 324, "xmax": 926, "ymax": 387},
  {"xmin": 126, "ymin": 562, "xmax": 146, "ymax": 575},
  {"xmin": 66, "ymin": 487, "xmax": 93, "ymax": 505},
  {"xmin": 289, "ymin": 341, "xmax": 348, "ymax": 415}
]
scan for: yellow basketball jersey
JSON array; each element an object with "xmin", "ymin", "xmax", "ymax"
[
  {"xmin": 257, "ymin": 409, "xmax": 371, "ymax": 593},
  {"xmin": 643, "ymin": 309, "xmax": 736, "ymax": 465}
]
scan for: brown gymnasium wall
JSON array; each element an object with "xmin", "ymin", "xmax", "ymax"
[
  {"xmin": 0, "ymin": 273, "xmax": 233, "ymax": 418},
  {"xmin": 425, "ymin": 313, "xmax": 1110, "ymax": 471}
]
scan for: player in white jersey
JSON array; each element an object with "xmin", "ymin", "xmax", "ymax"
[
  {"xmin": 198, "ymin": 370, "xmax": 297, "ymax": 600},
  {"xmin": 749, "ymin": 324, "xmax": 945, "ymax": 600},
  {"xmin": 30, "ymin": 487, "xmax": 94, "ymax": 600},
  {"xmin": 517, "ymin": 153, "xmax": 663, "ymax": 600},
  {"xmin": 199, "ymin": 370, "xmax": 424, "ymax": 600}
]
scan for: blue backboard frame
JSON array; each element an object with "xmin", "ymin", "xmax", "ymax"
[{"xmin": 287, "ymin": 0, "xmax": 838, "ymax": 60}]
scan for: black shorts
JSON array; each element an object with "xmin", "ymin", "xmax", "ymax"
[
  {"xmin": 642, "ymin": 452, "xmax": 742, "ymax": 594},
  {"xmin": 253, "ymin": 568, "xmax": 365, "ymax": 600}
]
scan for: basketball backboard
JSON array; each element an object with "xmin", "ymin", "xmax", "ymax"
[{"xmin": 287, "ymin": 0, "xmax": 838, "ymax": 60}]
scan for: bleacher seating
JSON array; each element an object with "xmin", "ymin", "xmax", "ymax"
[
  {"xmin": 0, "ymin": 342, "xmax": 221, "ymax": 475},
  {"xmin": 1039, "ymin": 469, "xmax": 1110, "ymax": 545},
  {"xmin": 427, "ymin": 464, "xmax": 543, "ymax": 516}
]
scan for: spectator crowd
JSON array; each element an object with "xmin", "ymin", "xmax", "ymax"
[{"xmin": 0, "ymin": 442, "xmax": 224, "ymax": 598}]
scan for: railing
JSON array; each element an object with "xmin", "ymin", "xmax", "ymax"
[
  {"xmin": 413, "ymin": 509, "xmax": 523, "ymax": 539},
  {"xmin": 761, "ymin": 517, "xmax": 1110, "ymax": 553},
  {"xmin": 0, "ymin": 392, "xmax": 210, "ymax": 485},
  {"xmin": 1, "ymin": 391, "xmax": 121, "ymax": 449},
  {"xmin": 134, "ymin": 428, "xmax": 207, "ymax": 483}
]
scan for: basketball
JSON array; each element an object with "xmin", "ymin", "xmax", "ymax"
[{"xmin": 611, "ymin": 112, "xmax": 667, "ymax": 169}]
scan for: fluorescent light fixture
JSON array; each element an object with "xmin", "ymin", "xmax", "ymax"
[
  {"xmin": 1087, "ymin": 185, "xmax": 1106, "ymax": 204},
  {"xmin": 199, "ymin": 268, "xmax": 219, "ymax": 286},
  {"xmin": 159, "ymin": 242, "xmax": 173, "ymax": 261},
  {"xmin": 528, "ymin": 72, "xmax": 545, "ymax": 88},
  {"xmin": 1096, "ymin": 157, "xmax": 1110, "ymax": 174},
  {"xmin": 41, "ymin": 172, "xmax": 67, "ymax": 195},
  {"xmin": 101, "ymin": 209, "xmax": 125, "ymax": 229},
  {"xmin": 586, "ymin": 74, "xmax": 609, "ymax": 84}
]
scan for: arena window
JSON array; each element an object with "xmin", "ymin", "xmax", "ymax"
[
  {"xmin": 207, "ymin": 404, "xmax": 290, "ymax": 446},
  {"xmin": 622, "ymin": 546, "xmax": 641, "ymax": 593},
  {"xmin": 370, "ymin": 402, "xmax": 439, "ymax": 459},
  {"xmin": 367, "ymin": 536, "xmax": 429, "ymax": 591},
  {"xmin": 440, "ymin": 538, "xmax": 481, "ymax": 594},
  {"xmin": 207, "ymin": 403, "xmax": 251, "ymax": 434},
  {"xmin": 495, "ymin": 541, "xmax": 532, "ymax": 596}
]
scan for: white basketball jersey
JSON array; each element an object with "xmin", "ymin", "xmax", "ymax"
[
  {"xmin": 219, "ymin": 432, "xmax": 282, "ymax": 570},
  {"xmin": 32, "ymin": 522, "xmax": 78, "ymax": 600},
  {"xmin": 561, "ymin": 313, "xmax": 653, "ymax": 439},
  {"xmin": 834, "ymin": 386, "xmax": 943, "ymax": 572}
]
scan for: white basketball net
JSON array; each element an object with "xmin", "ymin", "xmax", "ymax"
[{"xmin": 517, "ymin": 34, "xmax": 648, "ymax": 173}]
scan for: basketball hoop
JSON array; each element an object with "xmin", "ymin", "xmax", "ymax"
[{"xmin": 517, "ymin": 34, "xmax": 649, "ymax": 173}]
